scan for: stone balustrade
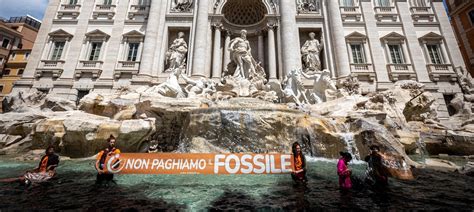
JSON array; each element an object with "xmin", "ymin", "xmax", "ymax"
[
  {"xmin": 427, "ymin": 64, "xmax": 457, "ymax": 82},
  {"xmin": 350, "ymin": 63, "xmax": 375, "ymax": 81},
  {"xmin": 387, "ymin": 63, "xmax": 417, "ymax": 81}
]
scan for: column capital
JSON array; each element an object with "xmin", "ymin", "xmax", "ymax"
[
  {"xmin": 212, "ymin": 22, "xmax": 223, "ymax": 30},
  {"xmin": 265, "ymin": 22, "xmax": 278, "ymax": 31}
]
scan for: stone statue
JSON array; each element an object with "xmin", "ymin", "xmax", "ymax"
[
  {"xmin": 301, "ymin": 32, "xmax": 323, "ymax": 73},
  {"xmin": 171, "ymin": 0, "xmax": 193, "ymax": 12},
  {"xmin": 302, "ymin": 69, "xmax": 338, "ymax": 103},
  {"xmin": 282, "ymin": 69, "xmax": 309, "ymax": 105},
  {"xmin": 228, "ymin": 30, "xmax": 265, "ymax": 80},
  {"xmin": 165, "ymin": 32, "xmax": 188, "ymax": 73},
  {"xmin": 181, "ymin": 74, "xmax": 217, "ymax": 98},
  {"xmin": 147, "ymin": 68, "xmax": 186, "ymax": 98},
  {"xmin": 297, "ymin": 0, "xmax": 319, "ymax": 13}
]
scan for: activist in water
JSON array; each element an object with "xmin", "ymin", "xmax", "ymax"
[
  {"xmin": 96, "ymin": 135, "xmax": 121, "ymax": 185},
  {"xmin": 291, "ymin": 142, "xmax": 307, "ymax": 185}
]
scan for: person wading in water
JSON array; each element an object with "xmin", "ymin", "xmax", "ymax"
[
  {"xmin": 291, "ymin": 142, "xmax": 308, "ymax": 186},
  {"xmin": 0, "ymin": 146, "xmax": 59, "ymax": 186},
  {"xmin": 337, "ymin": 151, "xmax": 353, "ymax": 191},
  {"xmin": 365, "ymin": 145, "xmax": 389, "ymax": 187},
  {"xmin": 96, "ymin": 135, "xmax": 121, "ymax": 185}
]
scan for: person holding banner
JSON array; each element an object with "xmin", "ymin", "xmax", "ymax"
[
  {"xmin": 291, "ymin": 142, "xmax": 307, "ymax": 185},
  {"xmin": 96, "ymin": 135, "xmax": 121, "ymax": 185},
  {"xmin": 337, "ymin": 152, "xmax": 353, "ymax": 190}
]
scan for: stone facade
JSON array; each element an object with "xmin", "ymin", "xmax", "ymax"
[
  {"xmin": 446, "ymin": 0, "xmax": 474, "ymax": 77},
  {"xmin": 13, "ymin": 0, "xmax": 467, "ymax": 120},
  {"xmin": 0, "ymin": 16, "xmax": 41, "ymax": 111}
]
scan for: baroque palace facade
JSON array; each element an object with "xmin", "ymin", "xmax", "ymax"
[{"xmin": 13, "ymin": 0, "xmax": 467, "ymax": 119}]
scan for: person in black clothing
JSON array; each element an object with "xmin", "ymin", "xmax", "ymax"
[
  {"xmin": 0, "ymin": 146, "xmax": 59, "ymax": 186},
  {"xmin": 364, "ymin": 145, "xmax": 388, "ymax": 187}
]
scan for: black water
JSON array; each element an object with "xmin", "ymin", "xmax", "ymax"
[{"xmin": 0, "ymin": 159, "xmax": 472, "ymax": 211}]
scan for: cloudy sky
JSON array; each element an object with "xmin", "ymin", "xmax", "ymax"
[{"xmin": 0, "ymin": 0, "xmax": 48, "ymax": 20}]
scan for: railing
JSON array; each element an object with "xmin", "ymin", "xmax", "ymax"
[
  {"xmin": 130, "ymin": 4, "xmax": 149, "ymax": 13},
  {"xmin": 78, "ymin": 60, "xmax": 103, "ymax": 69},
  {"xmin": 375, "ymin": 6, "xmax": 395, "ymax": 13},
  {"xmin": 387, "ymin": 63, "xmax": 416, "ymax": 81},
  {"xmin": 117, "ymin": 61, "xmax": 140, "ymax": 69},
  {"xmin": 39, "ymin": 60, "xmax": 65, "ymax": 69},
  {"xmin": 350, "ymin": 63, "xmax": 373, "ymax": 71},
  {"xmin": 410, "ymin": 6, "xmax": 431, "ymax": 13},
  {"xmin": 95, "ymin": 4, "xmax": 116, "ymax": 11},
  {"xmin": 60, "ymin": 4, "xmax": 81, "ymax": 11}
]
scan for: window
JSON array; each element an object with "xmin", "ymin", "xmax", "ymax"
[
  {"xmin": 0, "ymin": 85, "xmax": 3, "ymax": 93},
  {"xmin": 89, "ymin": 42, "xmax": 102, "ymax": 61},
  {"xmin": 377, "ymin": 0, "xmax": 391, "ymax": 7},
  {"xmin": 341, "ymin": 0, "xmax": 354, "ymax": 7},
  {"xmin": 10, "ymin": 53, "xmax": 16, "ymax": 59},
  {"xmin": 2, "ymin": 39, "xmax": 10, "ymax": 48},
  {"xmin": 469, "ymin": 10, "xmax": 474, "ymax": 26},
  {"xmin": 18, "ymin": 43, "xmax": 23, "ymax": 49},
  {"xmin": 69, "ymin": 0, "xmax": 78, "ymax": 4},
  {"xmin": 127, "ymin": 43, "xmax": 140, "ymax": 61},
  {"xmin": 138, "ymin": 0, "xmax": 149, "ymax": 5},
  {"xmin": 103, "ymin": 0, "xmax": 112, "ymax": 5},
  {"xmin": 413, "ymin": 0, "xmax": 427, "ymax": 7},
  {"xmin": 3, "ymin": 69, "xmax": 10, "ymax": 76},
  {"xmin": 51, "ymin": 41, "xmax": 65, "ymax": 60},
  {"xmin": 350, "ymin": 44, "xmax": 366, "ymax": 64},
  {"xmin": 18, "ymin": 69, "xmax": 24, "ymax": 75},
  {"xmin": 25, "ymin": 52, "xmax": 30, "ymax": 60},
  {"xmin": 427, "ymin": 44, "xmax": 444, "ymax": 64},
  {"xmin": 388, "ymin": 44, "xmax": 405, "ymax": 64}
]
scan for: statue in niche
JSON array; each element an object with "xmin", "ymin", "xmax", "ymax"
[
  {"xmin": 227, "ymin": 29, "xmax": 266, "ymax": 81},
  {"xmin": 165, "ymin": 32, "xmax": 188, "ymax": 73},
  {"xmin": 297, "ymin": 0, "xmax": 319, "ymax": 13},
  {"xmin": 171, "ymin": 0, "xmax": 194, "ymax": 12},
  {"xmin": 301, "ymin": 32, "xmax": 323, "ymax": 74},
  {"xmin": 302, "ymin": 69, "xmax": 338, "ymax": 103}
]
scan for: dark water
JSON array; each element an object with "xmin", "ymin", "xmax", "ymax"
[{"xmin": 0, "ymin": 158, "xmax": 473, "ymax": 211}]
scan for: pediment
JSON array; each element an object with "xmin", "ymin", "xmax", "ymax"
[
  {"xmin": 419, "ymin": 32, "xmax": 443, "ymax": 41},
  {"xmin": 48, "ymin": 29, "xmax": 73, "ymax": 38},
  {"xmin": 85, "ymin": 29, "xmax": 110, "ymax": 39},
  {"xmin": 380, "ymin": 32, "xmax": 406, "ymax": 41},
  {"xmin": 345, "ymin": 31, "xmax": 367, "ymax": 40},
  {"xmin": 122, "ymin": 30, "xmax": 145, "ymax": 38}
]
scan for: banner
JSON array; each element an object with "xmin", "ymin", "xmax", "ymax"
[{"xmin": 97, "ymin": 153, "xmax": 294, "ymax": 175}]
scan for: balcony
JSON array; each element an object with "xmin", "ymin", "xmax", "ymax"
[
  {"xmin": 340, "ymin": 6, "xmax": 362, "ymax": 22},
  {"xmin": 57, "ymin": 4, "xmax": 81, "ymax": 20},
  {"xmin": 427, "ymin": 64, "xmax": 457, "ymax": 82},
  {"xmin": 350, "ymin": 63, "xmax": 376, "ymax": 81},
  {"xmin": 387, "ymin": 64, "xmax": 417, "ymax": 81},
  {"xmin": 115, "ymin": 61, "xmax": 140, "ymax": 78},
  {"xmin": 128, "ymin": 4, "xmax": 150, "ymax": 21},
  {"xmin": 76, "ymin": 60, "xmax": 103, "ymax": 78},
  {"xmin": 410, "ymin": 7, "xmax": 436, "ymax": 23},
  {"xmin": 35, "ymin": 60, "xmax": 65, "ymax": 78},
  {"xmin": 374, "ymin": 6, "xmax": 399, "ymax": 23},
  {"xmin": 92, "ymin": 4, "xmax": 116, "ymax": 20}
]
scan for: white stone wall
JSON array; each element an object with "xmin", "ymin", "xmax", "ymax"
[{"xmin": 13, "ymin": 0, "xmax": 467, "ymax": 119}]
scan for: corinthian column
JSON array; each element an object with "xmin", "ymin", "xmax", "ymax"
[
  {"xmin": 223, "ymin": 30, "xmax": 231, "ymax": 74},
  {"xmin": 280, "ymin": 0, "xmax": 302, "ymax": 76},
  {"xmin": 138, "ymin": 1, "xmax": 162, "ymax": 77},
  {"xmin": 191, "ymin": 0, "xmax": 210, "ymax": 77},
  {"xmin": 258, "ymin": 32, "xmax": 265, "ymax": 65},
  {"xmin": 267, "ymin": 24, "xmax": 277, "ymax": 80},
  {"xmin": 211, "ymin": 23, "xmax": 222, "ymax": 79},
  {"xmin": 328, "ymin": 0, "xmax": 350, "ymax": 77}
]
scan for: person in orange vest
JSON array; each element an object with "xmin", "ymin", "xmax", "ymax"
[
  {"xmin": 95, "ymin": 135, "xmax": 121, "ymax": 185},
  {"xmin": 291, "ymin": 142, "xmax": 307, "ymax": 185},
  {"xmin": 0, "ymin": 146, "xmax": 59, "ymax": 186}
]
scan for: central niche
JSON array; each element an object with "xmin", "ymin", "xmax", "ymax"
[{"xmin": 222, "ymin": 0, "xmax": 267, "ymax": 26}]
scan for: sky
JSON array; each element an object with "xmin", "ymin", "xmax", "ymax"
[{"xmin": 0, "ymin": 0, "xmax": 49, "ymax": 21}]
